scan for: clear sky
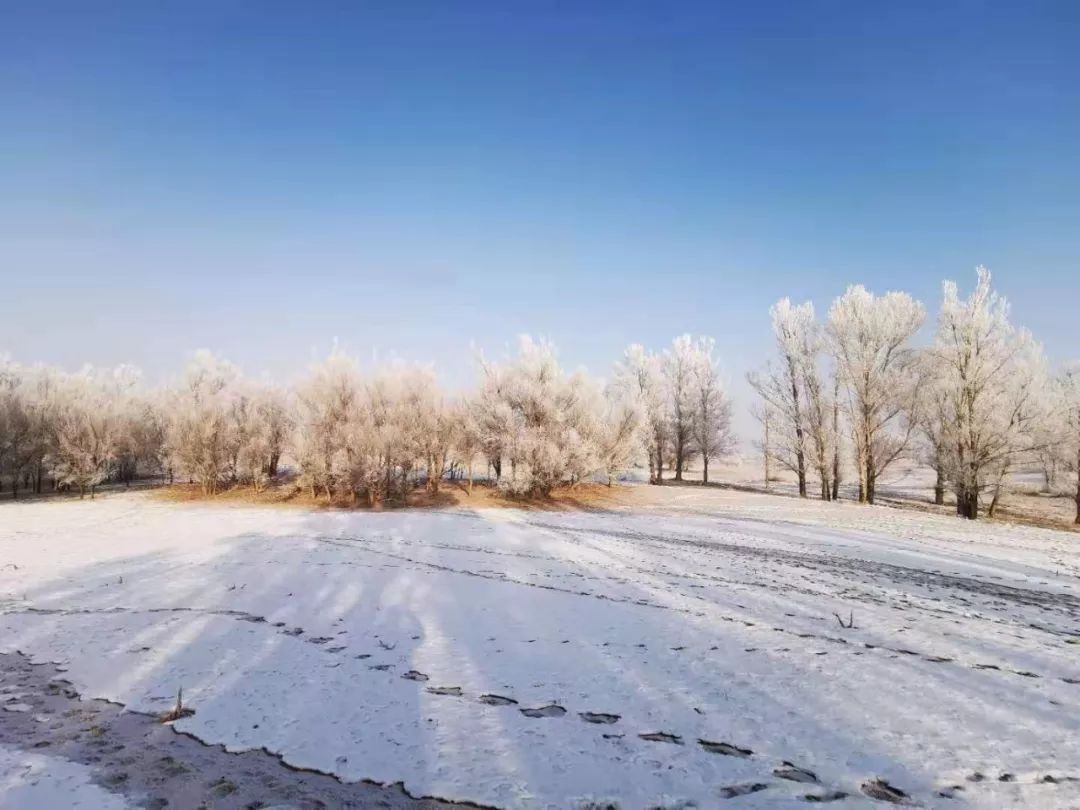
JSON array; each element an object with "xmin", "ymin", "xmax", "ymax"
[{"xmin": 2, "ymin": 2, "xmax": 1077, "ymax": 439}]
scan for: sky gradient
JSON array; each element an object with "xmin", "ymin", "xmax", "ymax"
[{"xmin": 2, "ymin": 1, "xmax": 1077, "ymax": 440}]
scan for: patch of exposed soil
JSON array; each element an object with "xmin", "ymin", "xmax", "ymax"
[{"xmin": 0, "ymin": 651, "xmax": 482, "ymax": 809}]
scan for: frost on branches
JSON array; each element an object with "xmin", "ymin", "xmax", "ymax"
[
  {"xmin": 2, "ymin": 262, "xmax": 1070, "ymax": 523},
  {"xmin": 747, "ymin": 266, "xmax": 1062, "ymax": 520},
  {"xmin": 929, "ymin": 268, "xmax": 1050, "ymax": 519}
]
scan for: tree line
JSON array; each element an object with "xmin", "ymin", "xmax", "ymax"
[
  {"xmin": 750, "ymin": 267, "xmax": 1080, "ymax": 522},
  {"xmin": 0, "ymin": 335, "xmax": 733, "ymax": 503},
  {"xmin": 4, "ymin": 266, "xmax": 1075, "ymax": 523}
]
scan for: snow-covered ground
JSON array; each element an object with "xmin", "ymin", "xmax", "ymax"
[
  {"xmin": 1, "ymin": 488, "xmax": 1079, "ymax": 808},
  {"xmin": 0, "ymin": 745, "xmax": 133, "ymax": 809}
]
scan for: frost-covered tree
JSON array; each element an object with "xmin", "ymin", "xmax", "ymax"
[
  {"xmin": 664, "ymin": 335, "xmax": 698, "ymax": 481},
  {"xmin": 115, "ymin": 393, "xmax": 165, "ymax": 486},
  {"xmin": 475, "ymin": 337, "xmax": 602, "ymax": 496},
  {"xmin": 401, "ymin": 367, "xmax": 455, "ymax": 494},
  {"xmin": 595, "ymin": 384, "xmax": 644, "ymax": 487},
  {"xmin": 166, "ymin": 351, "xmax": 238, "ymax": 495},
  {"xmin": 689, "ymin": 337, "xmax": 733, "ymax": 484},
  {"xmin": 1059, "ymin": 364, "xmax": 1080, "ymax": 524},
  {"xmin": 800, "ymin": 341, "xmax": 836, "ymax": 502},
  {"xmin": 930, "ymin": 268, "xmax": 1048, "ymax": 519},
  {"xmin": 225, "ymin": 386, "xmax": 285, "ymax": 493},
  {"xmin": 452, "ymin": 398, "xmax": 483, "ymax": 493},
  {"xmin": 909, "ymin": 352, "xmax": 952, "ymax": 506},
  {"xmin": 749, "ymin": 402, "xmax": 774, "ymax": 489},
  {"xmin": 0, "ymin": 361, "xmax": 35, "ymax": 497},
  {"xmin": 50, "ymin": 368, "xmax": 135, "ymax": 498},
  {"xmin": 749, "ymin": 299, "xmax": 816, "ymax": 497},
  {"xmin": 615, "ymin": 344, "xmax": 667, "ymax": 484},
  {"xmin": 16, "ymin": 365, "xmax": 62, "ymax": 495},
  {"xmin": 293, "ymin": 351, "xmax": 360, "ymax": 500},
  {"xmin": 253, "ymin": 385, "xmax": 291, "ymax": 480},
  {"xmin": 828, "ymin": 285, "xmax": 925, "ymax": 504}
]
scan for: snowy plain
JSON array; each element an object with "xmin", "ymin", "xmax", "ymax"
[{"xmin": 1, "ymin": 486, "xmax": 1079, "ymax": 808}]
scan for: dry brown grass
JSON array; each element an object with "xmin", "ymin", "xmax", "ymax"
[{"xmin": 154, "ymin": 477, "xmax": 641, "ymax": 513}]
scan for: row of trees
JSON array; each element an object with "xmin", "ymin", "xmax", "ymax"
[
  {"xmin": 615, "ymin": 336, "xmax": 734, "ymax": 485},
  {"xmin": 0, "ymin": 336, "xmax": 734, "ymax": 502},
  {"xmin": 751, "ymin": 267, "xmax": 1079, "ymax": 522},
  {"xmin": 0, "ymin": 364, "xmax": 165, "ymax": 498}
]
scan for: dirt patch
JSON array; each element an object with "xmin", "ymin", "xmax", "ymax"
[
  {"xmin": 0, "ymin": 651, "xmax": 484, "ymax": 809},
  {"xmin": 154, "ymin": 478, "xmax": 641, "ymax": 513}
]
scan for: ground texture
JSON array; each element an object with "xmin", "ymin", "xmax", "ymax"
[{"xmin": 1, "ymin": 487, "xmax": 1079, "ymax": 808}]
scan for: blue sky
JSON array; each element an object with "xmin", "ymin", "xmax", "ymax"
[{"xmin": 2, "ymin": 2, "xmax": 1077, "ymax": 437}]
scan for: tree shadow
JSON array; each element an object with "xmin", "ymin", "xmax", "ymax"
[{"xmin": 2, "ymin": 500, "xmax": 1078, "ymax": 807}]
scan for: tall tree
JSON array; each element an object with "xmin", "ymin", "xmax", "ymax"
[
  {"xmin": 616, "ymin": 345, "xmax": 668, "ymax": 484},
  {"xmin": 690, "ymin": 337, "xmax": 733, "ymax": 484},
  {"xmin": 931, "ymin": 268, "xmax": 1047, "ymax": 519},
  {"xmin": 1056, "ymin": 364, "xmax": 1080, "ymax": 524},
  {"xmin": 664, "ymin": 335, "xmax": 697, "ymax": 481},
  {"xmin": 828, "ymin": 285, "xmax": 925, "ymax": 504},
  {"xmin": 749, "ymin": 299, "xmax": 816, "ymax": 497}
]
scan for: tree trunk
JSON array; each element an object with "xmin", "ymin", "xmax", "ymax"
[
  {"xmin": 987, "ymin": 466, "xmax": 1008, "ymax": 518},
  {"xmin": 1074, "ymin": 475, "xmax": 1079, "ymax": 525},
  {"xmin": 787, "ymin": 359, "xmax": 807, "ymax": 498},
  {"xmin": 654, "ymin": 438, "xmax": 664, "ymax": 484},
  {"xmin": 864, "ymin": 444, "xmax": 876, "ymax": 504},
  {"xmin": 957, "ymin": 486, "xmax": 978, "ymax": 520},
  {"xmin": 830, "ymin": 380, "xmax": 840, "ymax": 501},
  {"xmin": 934, "ymin": 466, "xmax": 945, "ymax": 506},
  {"xmin": 763, "ymin": 410, "xmax": 772, "ymax": 490},
  {"xmin": 1074, "ymin": 451, "xmax": 1080, "ymax": 525},
  {"xmin": 702, "ymin": 455, "xmax": 709, "ymax": 485}
]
